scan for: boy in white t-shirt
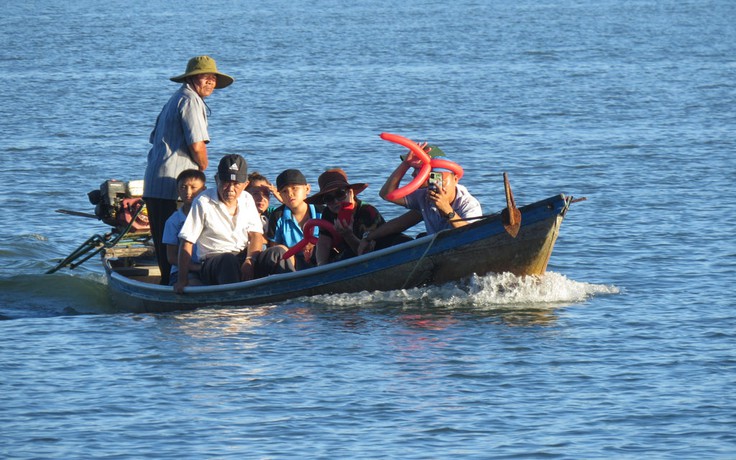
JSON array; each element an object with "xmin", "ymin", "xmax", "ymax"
[{"xmin": 162, "ymin": 169, "xmax": 206, "ymax": 286}]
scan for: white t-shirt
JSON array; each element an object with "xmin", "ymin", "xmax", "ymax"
[
  {"xmin": 405, "ymin": 184, "xmax": 482, "ymax": 234},
  {"xmin": 179, "ymin": 188, "xmax": 263, "ymax": 261},
  {"xmin": 163, "ymin": 208, "xmax": 200, "ymax": 276}
]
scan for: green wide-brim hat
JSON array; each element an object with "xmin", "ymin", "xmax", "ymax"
[
  {"xmin": 400, "ymin": 144, "xmax": 446, "ymax": 163},
  {"xmin": 170, "ymin": 55, "xmax": 234, "ymax": 89}
]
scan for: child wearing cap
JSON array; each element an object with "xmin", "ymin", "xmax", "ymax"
[
  {"xmin": 260, "ymin": 169, "xmax": 322, "ymax": 273},
  {"xmin": 162, "ymin": 169, "xmax": 206, "ymax": 286}
]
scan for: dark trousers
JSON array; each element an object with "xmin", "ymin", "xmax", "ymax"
[
  {"xmin": 201, "ymin": 252, "xmax": 246, "ymax": 285},
  {"xmin": 255, "ymin": 246, "xmax": 296, "ymax": 278},
  {"xmin": 144, "ymin": 197, "xmax": 178, "ymax": 286},
  {"xmin": 199, "ymin": 248, "xmax": 297, "ymax": 286}
]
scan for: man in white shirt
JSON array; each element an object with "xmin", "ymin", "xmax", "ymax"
[{"xmin": 175, "ymin": 154, "xmax": 265, "ymax": 293}]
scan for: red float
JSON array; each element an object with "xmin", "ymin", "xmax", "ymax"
[
  {"xmin": 282, "ymin": 219, "xmax": 342, "ymax": 260},
  {"xmin": 380, "ymin": 132, "xmax": 433, "ymax": 200},
  {"xmin": 429, "ymin": 158, "xmax": 464, "ymax": 180}
]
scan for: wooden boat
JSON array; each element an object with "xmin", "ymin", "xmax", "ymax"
[{"xmin": 102, "ymin": 192, "xmax": 575, "ymax": 313}]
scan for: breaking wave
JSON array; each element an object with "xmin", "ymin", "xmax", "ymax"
[{"xmin": 306, "ymin": 271, "xmax": 619, "ymax": 309}]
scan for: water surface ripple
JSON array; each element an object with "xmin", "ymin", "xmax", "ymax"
[{"xmin": 1, "ymin": 0, "xmax": 735, "ymax": 458}]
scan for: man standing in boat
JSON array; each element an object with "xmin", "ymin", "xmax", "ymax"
[
  {"xmin": 175, "ymin": 154, "xmax": 265, "ymax": 294},
  {"xmin": 143, "ymin": 55, "xmax": 234, "ymax": 285}
]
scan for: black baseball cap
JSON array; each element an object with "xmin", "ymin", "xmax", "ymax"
[
  {"xmin": 276, "ymin": 169, "xmax": 307, "ymax": 190},
  {"xmin": 217, "ymin": 154, "xmax": 248, "ymax": 183}
]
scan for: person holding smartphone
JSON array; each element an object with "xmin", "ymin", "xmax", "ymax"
[{"xmin": 361, "ymin": 146, "xmax": 482, "ymax": 253}]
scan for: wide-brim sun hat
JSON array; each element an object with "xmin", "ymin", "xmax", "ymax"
[
  {"xmin": 401, "ymin": 144, "xmax": 446, "ymax": 168},
  {"xmin": 170, "ymin": 55, "xmax": 234, "ymax": 89},
  {"xmin": 306, "ymin": 168, "xmax": 368, "ymax": 204}
]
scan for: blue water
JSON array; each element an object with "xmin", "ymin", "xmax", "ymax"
[{"xmin": 2, "ymin": 0, "xmax": 735, "ymax": 458}]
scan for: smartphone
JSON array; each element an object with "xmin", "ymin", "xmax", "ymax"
[{"xmin": 428, "ymin": 171, "xmax": 443, "ymax": 192}]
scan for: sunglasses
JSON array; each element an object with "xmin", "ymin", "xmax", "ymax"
[{"xmin": 322, "ymin": 188, "xmax": 348, "ymax": 204}]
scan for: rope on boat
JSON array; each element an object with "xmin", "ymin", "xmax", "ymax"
[
  {"xmin": 46, "ymin": 202, "xmax": 148, "ymax": 274},
  {"xmin": 401, "ymin": 231, "xmax": 439, "ymax": 290}
]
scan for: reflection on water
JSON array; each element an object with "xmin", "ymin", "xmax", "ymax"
[
  {"xmin": 166, "ymin": 306, "xmax": 278, "ymax": 339},
  {"xmin": 281, "ymin": 271, "xmax": 623, "ymax": 333},
  {"xmin": 137, "ymin": 271, "xmax": 601, "ymax": 361}
]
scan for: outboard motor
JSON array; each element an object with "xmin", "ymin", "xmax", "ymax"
[{"xmin": 88, "ymin": 180, "xmax": 150, "ymax": 233}]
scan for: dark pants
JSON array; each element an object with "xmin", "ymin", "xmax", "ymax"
[
  {"xmin": 375, "ymin": 232, "xmax": 413, "ymax": 249},
  {"xmin": 144, "ymin": 197, "xmax": 178, "ymax": 286},
  {"xmin": 200, "ymin": 252, "xmax": 246, "ymax": 285},
  {"xmin": 255, "ymin": 246, "xmax": 296, "ymax": 278},
  {"xmin": 200, "ymin": 248, "xmax": 296, "ymax": 286}
]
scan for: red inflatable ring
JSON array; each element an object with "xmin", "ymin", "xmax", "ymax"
[
  {"xmin": 380, "ymin": 132, "xmax": 431, "ymax": 165},
  {"xmin": 282, "ymin": 219, "xmax": 342, "ymax": 260},
  {"xmin": 386, "ymin": 163, "xmax": 430, "ymax": 201},
  {"xmin": 380, "ymin": 132, "xmax": 432, "ymax": 200}
]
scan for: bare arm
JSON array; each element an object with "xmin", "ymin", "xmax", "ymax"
[
  {"xmin": 315, "ymin": 234, "xmax": 333, "ymax": 266},
  {"xmin": 166, "ymin": 244, "xmax": 178, "ymax": 267},
  {"xmin": 267, "ymin": 183, "xmax": 283, "ymax": 204},
  {"xmin": 189, "ymin": 141, "xmax": 208, "ymax": 171},
  {"xmin": 446, "ymin": 213, "xmax": 471, "ymax": 229},
  {"xmin": 379, "ymin": 161, "xmax": 412, "ymax": 206},
  {"xmin": 357, "ymin": 210, "xmax": 422, "ymax": 255},
  {"xmin": 169, "ymin": 243, "xmax": 201, "ymax": 271},
  {"xmin": 174, "ymin": 240, "xmax": 194, "ymax": 294},
  {"xmin": 241, "ymin": 232, "xmax": 265, "ymax": 281},
  {"xmin": 368, "ymin": 210, "xmax": 422, "ymax": 242},
  {"xmin": 331, "ymin": 215, "xmax": 362, "ymax": 256}
]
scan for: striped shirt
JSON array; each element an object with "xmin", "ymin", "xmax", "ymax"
[{"xmin": 143, "ymin": 84, "xmax": 209, "ymax": 200}]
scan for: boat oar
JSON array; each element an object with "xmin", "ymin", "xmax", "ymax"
[{"xmin": 502, "ymin": 172, "xmax": 521, "ymax": 238}]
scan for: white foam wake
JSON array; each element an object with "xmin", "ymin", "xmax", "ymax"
[{"xmin": 308, "ymin": 272, "xmax": 619, "ymax": 308}]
